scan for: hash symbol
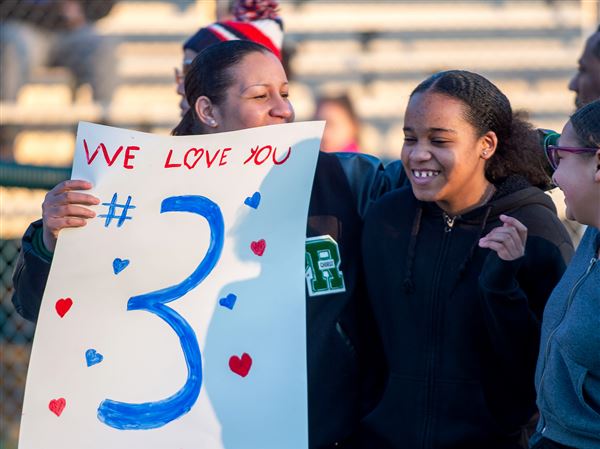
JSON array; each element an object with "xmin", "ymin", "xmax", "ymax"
[{"xmin": 99, "ymin": 193, "xmax": 136, "ymax": 228}]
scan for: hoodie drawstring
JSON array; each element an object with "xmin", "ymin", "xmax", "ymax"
[
  {"xmin": 456, "ymin": 205, "xmax": 493, "ymax": 281},
  {"xmin": 402, "ymin": 206, "xmax": 423, "ymax": 295}
]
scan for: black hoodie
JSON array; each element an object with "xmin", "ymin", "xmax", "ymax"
[{"xmin": 360, "ymin": 177, "xmax": 573, "ymax": 449}]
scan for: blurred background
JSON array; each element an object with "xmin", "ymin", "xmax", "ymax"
[{"xmin": 1, "ymin": 1, "xmax": 598, "ymax": 447}]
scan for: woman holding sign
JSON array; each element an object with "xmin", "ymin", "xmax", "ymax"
[
  {"xmin": 12, "ymin": 40, "xmax": 404, "ymax": 448},
  {"xmin": 360, "ymin": 70, "xmax": 573, "ymax": 448}
]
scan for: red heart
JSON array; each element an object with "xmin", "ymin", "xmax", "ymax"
[
  {"xmin": 55, "ymin": 298, "xmax": 73, "ymax": 318},
  {"xmin": 250, "ymin": 239, "xmax": 266, "ymax": 256},
  {"xmin": 184, "ymin": 148, "xmax": 204, "ymax": 169},
  {"xmin": 49, "ymin": 398, "xmax": 66, "ymax": 417},
  {"xmin": 229, "ymin": 353, "xmax": 252, "ymax": 377}
]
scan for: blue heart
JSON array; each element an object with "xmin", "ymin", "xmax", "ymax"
[
  {"xmin": 219, "ymin": 293, "xmax": 237, "ymax": 310},
  {"xmin": 112, "ymin": 258, "xmax": 130, "ymax": 275},
  {"xmin": 244, "ymin": 192, "xmax": 261, "ymax": 209},
  {"xmin": 85, "ymin": 349, "xmax": 104, "ymax": 367}
]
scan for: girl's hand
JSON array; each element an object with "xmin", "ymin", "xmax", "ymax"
[
  {"xmin": 478, "ymin": 215, "xmax": 527, "ymax": 261},
  {"xmin": 42, "ymin": 180, "xmax": 100, "ymax": 252}
]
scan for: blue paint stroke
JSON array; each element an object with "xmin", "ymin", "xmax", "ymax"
[
  {"xmin": 99, "ymin": 193, "xmax": 136, "ymax": 228},
  {"xmin": 97, "ymin": 195, "xmax": 224, "ymax": 430},
  {"xmin": 218, "ymin": 293, "xmax": 237, "ymax": 310},
  {"xmin": 243, "ymin": 191, "xmax": 261, "ymax": 209},
  {"xmin": 112, "ymin": 258, "xmax": 130, "ymax": 275},
  {"xmin": 85, "ymin": 349, "xmax": 104, "ymax": 367}
]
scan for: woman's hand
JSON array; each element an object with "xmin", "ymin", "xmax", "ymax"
[
  {"xmin": 42, "ymin": 180, "xmax": 100, "ymax": 252},
  {"xmin": 478, "ymin": 214, "xmax": 527, "ymax": 261}
]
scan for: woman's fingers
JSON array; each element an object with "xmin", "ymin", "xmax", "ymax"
[
  {"xmin": 44, "ymin": 181, "xmax": 99, "ymax": 207},
  {"xmin": 479, "ymin": 231, "xmax": 516, "ymax": 257},
  {"xmin": 46, "ymin": 204, "xmax": 97, "ymax": 220},
  {"xmin": 48, "ymin": 179, "xmax": 93, "ymax": 194},
  {"xmin": 46, "ymin": 191, "xmax": 100, "ymax": 208},
  {"xmin": 41, "ymin": 180, "xmax": 99, "ymax": 252},
  {"xmin": 484, "ymin": 227, "xmax": 519, "ymax": 248},
  {"xmin": 478, "ymin": 239, "xmax": 506, "ymax": 254},
  {"xmin": 479, "ymin": 216, "xmax": 528, "ymax": 261},
  {"xmin": 486, "ymin": 231, "xmax": 519, "ymax": 255},
  {"xmin": 45, "ymin": 216, "xmax": 89, "ymax": 231},
  {"xmin": 500, "ymin": 214, "xmax": 527, "ymax": 245}
]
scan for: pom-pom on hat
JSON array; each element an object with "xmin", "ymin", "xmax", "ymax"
[{"xmin": 184, "ymin": 0, "xmax": 283, "ymax": 60}]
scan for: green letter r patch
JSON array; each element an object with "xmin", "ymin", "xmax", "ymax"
[{"xmin": 305, "ymin": 235, "xmax": 346, "ymax": 297}]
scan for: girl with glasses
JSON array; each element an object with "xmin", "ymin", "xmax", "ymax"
[{"xmin": 530, "ymin": 99, "xmax": 600, "ymax": 449}]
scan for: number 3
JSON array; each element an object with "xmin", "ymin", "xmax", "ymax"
[{"xmin": 97, "ymin": 195, "xmax": 224, "ymax": 430}]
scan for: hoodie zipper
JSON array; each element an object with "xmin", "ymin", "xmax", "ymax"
[
  {"xmin": 538, "ymin": 256, "xmax": 598, "ymax": 434},
  {"xmin": 443, "ymin": 212, "xmax": 456, "ymax": 232},
  {"xmin": 422, "ymin": 216, "xmax": 454, "ymax": 448}
]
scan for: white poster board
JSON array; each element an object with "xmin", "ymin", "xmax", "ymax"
[{"xmin": 19, "ymin": 121, "xmax": 323, "ymax": 449}]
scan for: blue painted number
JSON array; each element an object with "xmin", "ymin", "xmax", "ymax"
[{"xmin": 97, "ymin": 195, "xmax": 224, "ymax": 430}]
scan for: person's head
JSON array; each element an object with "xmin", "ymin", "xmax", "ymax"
[
  {"xmin": 175, "ymin": 0, "xmax": 283, "ymax": 116},
  {"xmin": 569, "ymin": 26, "xmax": 600, "ymax": 109},
  {"xmin": 172, "ymin": 40, "xmax": 293, "ymax": 136},
  {"xmin": 314, "ymin": 94, "xmax": 360, "ymax": 153},
  {"xmin": 550, "ymin": 99, "xmax": 600, "ymax": 227},
  {"xmin": 402, "ymin": 70, "xmax": 550, "ymax": 215}
]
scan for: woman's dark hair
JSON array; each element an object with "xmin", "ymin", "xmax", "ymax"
[
  {"xmin": 316, "ymin": 93, "xmax": 358, "ymax": 124},
  {"xmin": 315, "ymin": 93, "xmax": 360, "ymax": 141},
  {"xmin": 571, "ymin": 99, "xmax": 600, "ymax": 149},
  {"xmin": 172, "ymin": 40, "xmax": 272, "ymax": 136},
  {"xmin": 410, "ymin": 70, "xmax": 552, "ymax": 189}
]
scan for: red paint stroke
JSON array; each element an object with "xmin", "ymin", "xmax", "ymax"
[
  {"xmin": 55, "ymin": 298, "xmax": 73, "ymax": 318},
  {"xmin": 250, "ymin": 239, "xmax": 266, "ymax": 256},
  {"xmin": 83, "ymin": 140, "xmax": 139, "ymax": 169},
  {"xmin": 229, "ymin": 353, "xmax": 252, "ymax": 377},
  {"xmin": 243, "ymin": 145, "xmax": 292, "ymax": 166},
  {"xmin": 49, "ymin": 398, "xmax": 66, "ymax": 416},
  {"xmin": 184, "ymin": 148, "xmax": 204, "ymax": 169}
]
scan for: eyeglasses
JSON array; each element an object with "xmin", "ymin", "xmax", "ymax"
[
  {"xmin": 538, "ymin": 128, "xmax": 598, "ymax": 170},
  {"xmin": 174, "ymin": 59, "xmax": 194, "ymax": 85},
  {"xmin": 545, "ymin": 145, "xmax": 598, "ymax": 170}
]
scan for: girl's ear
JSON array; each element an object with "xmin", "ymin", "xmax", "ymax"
[
  {"xmin": 594, "ymin": 149, "xmax": 600, "ymax": 183},
  {"xmin": 194, "ymin": 96, "xmax": 219, "ymax": 130},
  {"xmin": 480, "ymin": 131, "xmax": 498, "ymax": 160}
]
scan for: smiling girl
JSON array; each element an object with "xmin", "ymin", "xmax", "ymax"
[
  {"xmin": 530, "ymin": 99, "xmax": 600, "ymax": 449},
  {"xmin": 361, "ymin": 70, "xmax": 573, "ymax": 448}
]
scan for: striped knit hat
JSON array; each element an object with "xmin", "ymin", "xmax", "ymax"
[{"xmin": 183, "ymin": 0, "xmax": 283, "ymax": 60}]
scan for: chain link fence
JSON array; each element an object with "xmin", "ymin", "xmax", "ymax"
[
  {"xmin": 0, "ymin": 164, "xmax": 70, "ymax": 449},
  {"xmin": 1, "ymin": 6, "xmax": 118, "ymax": 444},
  {"xmin": 1, "ymin": 238, "xmax": 35, "ymax": 449},
  {"xmin": 0, "ymin": 192, "xmax": 54, "ymax": 449}
]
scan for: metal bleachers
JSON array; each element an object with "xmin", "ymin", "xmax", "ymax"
[
  {"xmin": 281, "ymin": 0, "xmax": 591, "ymax": 156},
  {"xmin": 1, "ymin": 0, "xmax": 594, "ymax": 161},
  {"xmin": 2, "ymin": 0, "xmax": 594, "ymax": 239}
]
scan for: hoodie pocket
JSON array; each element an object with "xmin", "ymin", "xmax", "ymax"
[
  {"xmin": 572, "ymin": 358, "xmax": 600, "ymax": 418},
  {"xmin": 360, "ymin": 374, "xmax": 427, "ymax": 448},
  {"xmin": 361, "ymin": 375, "xmax": 507, "ymax": 448},
  {"xmin": 433, "ymin": 378, "xmax": 503, "ymax": 447},
  {"xmin": 543, "ymin": 343, "xmax": 600, "ymax": 437}
]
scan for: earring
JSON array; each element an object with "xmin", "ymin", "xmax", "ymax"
[
  {"xmin": 482, "ymin": 150, "xmax": 488, "ymax": 157},
  {"xmin": 209, "ymin": 119, "xmax": 217, "ymax": 127}
]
